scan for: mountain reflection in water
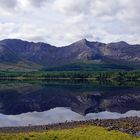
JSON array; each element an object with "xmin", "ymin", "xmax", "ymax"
[{"xmin": 0, "ymin": 80, "xmax": 140, "ymax": 127}]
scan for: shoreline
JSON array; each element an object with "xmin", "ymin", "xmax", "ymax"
[{"xmin": 0, "ymin": 117, "xmax": 140, "ymax": 136}]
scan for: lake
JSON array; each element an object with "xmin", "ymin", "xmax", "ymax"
[{"xmin": 0, "ymin": 80, "xmax": 140, "ymax": 127}]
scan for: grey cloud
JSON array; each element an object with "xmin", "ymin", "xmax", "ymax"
[
  {"xmin": 52, "ymin": 0, "xmax": 91, "ymax": 15},
  {"xmin": 0, "ymin": 0, "xmax": 17, "ymax": 9},
  {"xmin": 0, "ymin": 0, "xmax": 49, "ymax": 11},
  {"xmin": 52, "ymin": 0, "xmax": 140, "ymax": 24},
  {"xmin": 29, "ymin": 0, "xmax": 49, "ymax": 7}
]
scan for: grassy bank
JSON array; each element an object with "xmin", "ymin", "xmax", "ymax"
[{"xmin": 0, "ymin": 126, "xmax": 140, "ymax": 140}]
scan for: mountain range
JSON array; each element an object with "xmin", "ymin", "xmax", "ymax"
[{"xmin": 0, "ymin": 39, "xmax": 140, "ymax": 71}]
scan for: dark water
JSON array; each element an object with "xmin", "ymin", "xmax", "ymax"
[{"xmin": 0, "ymin": 80, "xmax": 140, "ymax": 127}]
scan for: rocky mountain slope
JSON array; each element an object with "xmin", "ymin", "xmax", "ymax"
[{"xmin": 0, "ymin": 39, "xmax": 140, "ymax": 71}]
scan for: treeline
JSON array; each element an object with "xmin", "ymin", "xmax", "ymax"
[{"xmin": 0, "ymin": 70, "xmax": 140, "ymax": 81}]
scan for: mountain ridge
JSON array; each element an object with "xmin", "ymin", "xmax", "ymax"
[{"xmin": 0, "ymin": 38, "xmax": 140, "ymax": 71}]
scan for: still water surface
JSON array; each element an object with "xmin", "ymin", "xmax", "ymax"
[{"xmin": 0, "ymin": 80, "xmax": 140, "ymax": 127}]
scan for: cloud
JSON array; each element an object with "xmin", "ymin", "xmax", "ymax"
[
  {"xmin": 52, "ymin": 0, "xmax": 140, "ymax": 24},
  {"xmin": 52, "ymin": 0, "xmax": 90, "ymax": 15},
  {"xmin": 0, "ymin": 0, "xmax": 49, "ymax": 14},
  {"xmin": 0, "ymin": 0, "xmax": 140, "ymax": 46},
  {"xmin": 0, "ymin": 0, "xmax": 17, "ymax": 9},
  {"xmin": 0, "ymin": 23, "xmax": 47, "ymax": 42},
  {"xmin": 18, "ymin": 0, "xmax": 49, "ymax": 9},
  {"xmin": 29, "ymin": 0, "xmax": 48, "ymax": 7}
]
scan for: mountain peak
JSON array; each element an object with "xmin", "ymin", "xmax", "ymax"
[{"xmin": 77, "ymin": 38, "xmax": 88, "ymax": 44}]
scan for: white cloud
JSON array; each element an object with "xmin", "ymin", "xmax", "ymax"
[{"xmin": 0, "ymin": 0, "xmax": 140, "ymax": 46}]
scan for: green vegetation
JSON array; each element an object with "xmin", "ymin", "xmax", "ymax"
[
  {"xmin": 45, "ymin": 63, "xmax": 134, "ymax": 71},
  {"xmin": 0, "ymin": 62, "xmax": 139, "ymax": 81},
  {"xmin": 0, "ymin": 70, "xmax": 140, "ymax": 81},
  {"xmin": 0, "ymin": 63, "xmax": 139, "ymax": 82},
  {"xmin": 0, "ymin": 126, "xmax": 139, "ymax": 140},
  {"xmin": 0, "ymin": 63, "xmax": 135, "ymax": 72}
]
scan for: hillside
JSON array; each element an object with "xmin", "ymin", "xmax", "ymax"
[{"xmin": 0, "ymin": 39, "xmax": 140, "ymax": 71}]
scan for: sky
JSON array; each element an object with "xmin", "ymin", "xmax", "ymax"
[{"xmin": 0, "ymin": 0, "xmax": 140, "ymax": 46}]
